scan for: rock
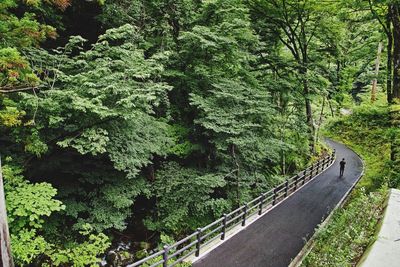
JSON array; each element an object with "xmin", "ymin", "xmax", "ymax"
[
  {"xmin": 105, "ymin": 250, "xmax": 120, "ymax": 267},
  {"xmin": 105, "ymin": 249, "xmax": 134, "ymax": 266}
]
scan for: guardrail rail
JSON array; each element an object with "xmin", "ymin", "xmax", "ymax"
[{"xmin": 127, "ymin": 150, "xmax": 336, "ymax": 267}]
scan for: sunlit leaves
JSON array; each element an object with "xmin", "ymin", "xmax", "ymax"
[
  {"xmin": 0, "ymin": 48, "xmax": 39, "ymax": 87},
  {"xmin": 4, "ymin": 165, "xmax": 65, "ymax": 232}
]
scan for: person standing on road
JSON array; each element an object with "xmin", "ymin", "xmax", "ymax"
[{"xmin": 339, "ymin": 158, "xmax": 346, "ymax": 177}]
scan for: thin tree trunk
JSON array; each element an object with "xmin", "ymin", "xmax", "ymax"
[
  {"xmin": 371, "ymin": 42, "xmax": 383, "ymax": 102},
  {"xmin": 302, "ymin": 67, "xmax": 315, "ymax": 153},
  {"xmin": 279, "ymin": 91, "xmax": 286, "ymax": 175},
  {"xmin": 319, "ymin": 97, "xmax": 326, "ymax": 126},
  {"xmin": 280, "ymin": 130, "xmax": 286, "ymax": 175},
  {"xmin": 390, "ymin": 5, "xmax": 400, "ymax": 170},
  {"xmin": 315, "ymin": 97, "xmax": 326, "ymax": 143},
  {"xmin": 336, "ymin": 59, "xmax": 341, "ymax": 88},
  {"xmin": 392, "ymin": 5, "xmax": 400, "ymax": 99},
  {"xmin": 0, "ymin": 158, "xmax": 14, "ymax": 267},
  {"xmin": 327, "ymin": 96, "xmax": 334, "ymax": 116},
  {"xmin": 387, "ymin": 9, "xmax": 393, "ymax": 103},
  {"xmin": 281, "ymin": 148, "xmax": 286, "ymax": 175},
  {"xmin": 231, "ymin": 144, "xmax": 240, "ymax": 206}
]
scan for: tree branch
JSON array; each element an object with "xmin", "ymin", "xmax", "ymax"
[
  {"xmin": 0, "ymin": 85, "xmax": 44, "ymax": 93},
  {"xmin": 368, "ymin": 0, "xmax": 389, "ymax": 35}
]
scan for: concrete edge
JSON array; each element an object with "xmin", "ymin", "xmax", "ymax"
[
  {"xmin": 289, "ymin": 139, "xmax": 366, "ymax": 267},
  {"xmin": 188, "ymin": 153, "xmax": 337, "ymax": 264}
]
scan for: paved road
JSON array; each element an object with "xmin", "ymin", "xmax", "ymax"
[{"xmin": 193, "ymin": 139, "xmax": 363, "ymax": 267}]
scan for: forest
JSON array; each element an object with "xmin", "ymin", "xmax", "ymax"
[{"xmin": 1, "ymin": 0, "xmax": 399, "ymax": 266}]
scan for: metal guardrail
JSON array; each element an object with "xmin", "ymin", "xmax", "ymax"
[{"xmin": 127, "ymin": 151, "xmax": 336, "ymax": 267}]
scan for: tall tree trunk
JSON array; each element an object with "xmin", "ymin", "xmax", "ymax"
[
  {"xmin": 392, "ymin": 5, "xmax": 400, "ymax": 99},
  {"xmin": 387, "ymin": 9, "xmax": 393, "ymax": 103},
  {"xmin": 0, "ymin": 158, "xmax": 14, "ymax": 267},
  {"xmin": 302, "ymin": 65, "xmax": 315, "ymax": 154},
  {"xmin": 301, "ymin": 24, "xmax": 315, "ymax": 154},
  {"xmin": 390, "ymin": 4, "xmax": 400, "ymax": 172},
  {"xmin": 371, "ymin": 42, "xmax": 383, "ymax": 102}
]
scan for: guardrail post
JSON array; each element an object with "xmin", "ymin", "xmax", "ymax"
[
  {"xmin": 294, "ymin": 175, "xmax": 298, "ymax": 190},
  {"xmin": 163, "ymin": 245, "xmax": 169, "ymax": 267},
  {"xmin": 258, "ymin": 193, "xmax": 265, "ymax": 215},
  {"xmin": 316, "ymin": 161, "xmax": 320, "ymax": 174},
  {"xmin": 196, "ymin": 228, "xmax": 202, "ymax": 257},
  {"xmin": 302, "ymin": 170, "xmax": 306, "ymax": 185},
  {"xmin": 242, "ymin": 204, "xmax": 248, "ymax": 226},
  {"xmin": 284, "ymin": 180, "xmax": 289, "ymax": 197},
  {"xmin": 273, "ymin": 187, "xmax": 277, "ymax": 205},
  {"xmin": 310, "ymin": 165, "xmax": 314, "ymax": 179},
  {"xmin": 221, "ymin": 214, "xmax": 227, "ymax": 240}
]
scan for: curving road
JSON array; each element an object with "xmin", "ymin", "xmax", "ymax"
[{"xmin": 193, "ymin": 139, "xmax": 363, "ymax": 267}]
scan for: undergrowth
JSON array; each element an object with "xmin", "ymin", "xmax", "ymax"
[
  {"xmin": 301, "ymin": 187, "xmax": 387, "ymax": 267},
  {"xmin": 323, "ymin": 103, "xmax": 392, "ymax": 190}
]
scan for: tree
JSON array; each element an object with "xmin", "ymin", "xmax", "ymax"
[
  {"xmin": 98, "ymin": 0, "xmax": 201, "ymax": 53},
  {"xmin": 0, "ymin": 0, "xmax": 70, "ymax": 90},
  {"xmin": 174, "ymin": 0, "xmax": 281, "ymax": 205},
  {"xmin": 249, "ymin": 0, "xmax": 342, "ymax": 153},
  {"xmin": 5, "ymin": 0, "xmax": 388, "ymax": 263},
  {"xmin": 371, "ymin": 42, "xmax": 383, "ymax": 102},
  {"xmin": 15, "ymin": 25, "xmax": 175, "ymax": 233},
  {"xmin": 145, "ymin": 162, "xmax": 228, "ymax": 234},
  {"xmin": 366, "ymin": 0, "xmax": 400, "ymax": 182}
]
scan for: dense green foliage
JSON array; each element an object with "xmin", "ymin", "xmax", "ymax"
[
  {"xmin": 2, "ymin": 160, "xmax": 110, "ymax": 266},
  {"xmin": 1, "ymin": 0, "xmax": 400, "ymax": 265}
]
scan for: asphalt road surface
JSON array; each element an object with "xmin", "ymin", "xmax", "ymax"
[{"xmin": 193, "ymin": 139, "xmax": 363, "ymax": 267}]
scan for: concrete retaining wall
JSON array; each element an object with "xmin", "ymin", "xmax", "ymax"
[{"xmin": 357, "ymin": 189, "xmax": 400, "ymax": 267}]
